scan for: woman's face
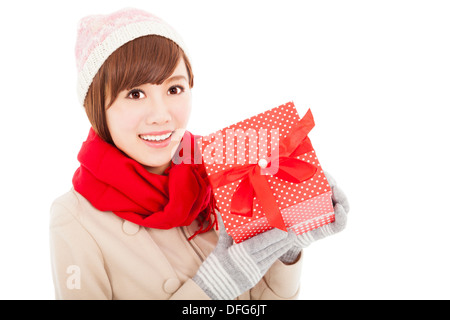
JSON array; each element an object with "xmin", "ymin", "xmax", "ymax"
[{"xmin": 106, "ymin": 58, "xmax": 192, "ymax": 174}]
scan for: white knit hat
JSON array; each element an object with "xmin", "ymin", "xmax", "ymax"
[{"xmin": 75, "ymin": 7, "xmax": 189, "ymax": 105}]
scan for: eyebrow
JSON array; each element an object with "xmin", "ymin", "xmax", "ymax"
[{"xmin": 165, "ymin": 75, "xmax": 188, "ymax": 84}]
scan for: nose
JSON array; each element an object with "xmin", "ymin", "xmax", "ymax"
[{"xmin": 145, "ymin": 98, "xmax": 172, "ymax": 125}]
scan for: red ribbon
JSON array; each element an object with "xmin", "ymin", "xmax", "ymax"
[{"xmin": 207, "ymin": 109, "xmax": 318, "ymax": 231}]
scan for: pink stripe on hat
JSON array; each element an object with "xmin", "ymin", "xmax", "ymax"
[{"xmin": 75, "ymin": 7, "xmax": 189, "ymax": 105}]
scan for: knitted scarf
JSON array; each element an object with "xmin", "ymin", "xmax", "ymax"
[{"xmin": 72, "ymin": 128, "xmax": 217, "ymax": 239}]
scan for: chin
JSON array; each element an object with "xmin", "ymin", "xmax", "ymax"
[{"xmin": 138, "ymin": 153, "xmax": 172, "ymax": 172}]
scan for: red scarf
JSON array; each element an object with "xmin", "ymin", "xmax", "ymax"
[{"xmin": 72, "ymin": 128, "xmax": 217, "ymax": 239}]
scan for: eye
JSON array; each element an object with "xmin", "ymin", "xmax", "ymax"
[
  {"xmin": 127, "ymin": 89, "xmax": 146, "ymax": 100},
  {"xmin": 168, "ymin": 85, "xmax": 185, "ymax": 95}
]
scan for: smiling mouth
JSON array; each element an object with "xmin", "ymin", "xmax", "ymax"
[{"xmin": 139, "ymin": 131, "xmax": 173, "ymax": 142}]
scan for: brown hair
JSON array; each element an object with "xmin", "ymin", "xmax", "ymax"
[{"xmin": 84, "ymin": 35, "xmax": 194, "ymax": 144}]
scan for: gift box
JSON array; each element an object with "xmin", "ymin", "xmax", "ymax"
[{"xmin": 199, "ymin": 102, "xmax": 335, "ymax": 243}]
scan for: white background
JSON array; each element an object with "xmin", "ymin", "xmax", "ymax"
[{"xmin": 1, "ymin": 0, "xmax": 449, "ymax": 300}]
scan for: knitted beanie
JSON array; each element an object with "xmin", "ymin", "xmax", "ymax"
[{"xmin": 75, "ymin": 7, "xmax": 189, "ymax": 105}]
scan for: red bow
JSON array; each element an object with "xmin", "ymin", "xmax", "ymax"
[{"xmin": 207, "ymin": 109, "xmax": 317, "ymax": 231}]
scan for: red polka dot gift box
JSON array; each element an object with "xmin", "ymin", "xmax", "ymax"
[{"xmin": 199, "ymin": 102, "xmax": 335, "ymax": 243}]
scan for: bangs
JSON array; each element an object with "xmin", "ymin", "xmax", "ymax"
[{"xmin": 102, "ymin": 35, "xmax": 192, "ymax": 107}]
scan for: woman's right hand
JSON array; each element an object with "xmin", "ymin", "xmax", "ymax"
[{"xmin": 193, "ymin": 216, "xmax": 295, "ymax": 300}]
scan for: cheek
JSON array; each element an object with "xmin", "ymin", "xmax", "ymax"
[
  {"xmin": 106, "ymin": 107, "xmax": 142, "ymax": 142},
  {"xmin": 108, "ymin": 107, "xmax": 140, "ymax": 129},
  {"xmin": 172, "ymin": 100, "xmax": 192, "ymax": 127}
]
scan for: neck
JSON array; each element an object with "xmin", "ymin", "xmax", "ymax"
[{"xmin": 145, "ymin": 162, "xmax": 171, "ymax": 175}]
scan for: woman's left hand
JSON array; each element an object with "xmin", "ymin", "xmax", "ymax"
[{"xmin": 279, "ymin": 171, "xmax": 350, "ymax": 264}]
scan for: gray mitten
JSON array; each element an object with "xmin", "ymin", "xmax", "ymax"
[
  {"xmin": 280, "ymin": 171, "xmax": 350, "ymax": 263},
  {"xmin": 193, "ymin": 217, "xmax": 295, "ymax": 300}
]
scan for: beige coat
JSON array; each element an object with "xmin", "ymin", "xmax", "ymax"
[{"xmin": 49, "ymin": 189, "xmax": 303, "ymax": 300}]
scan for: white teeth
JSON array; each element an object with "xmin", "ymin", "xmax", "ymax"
[{"xmin": 140, "ymin": 132, "xmax": 173, "ymax": 142}]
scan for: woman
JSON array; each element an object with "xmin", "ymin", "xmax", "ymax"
[{"xmin": 50, "ymin": 7, "xmax": 349, "ymax": 300}]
